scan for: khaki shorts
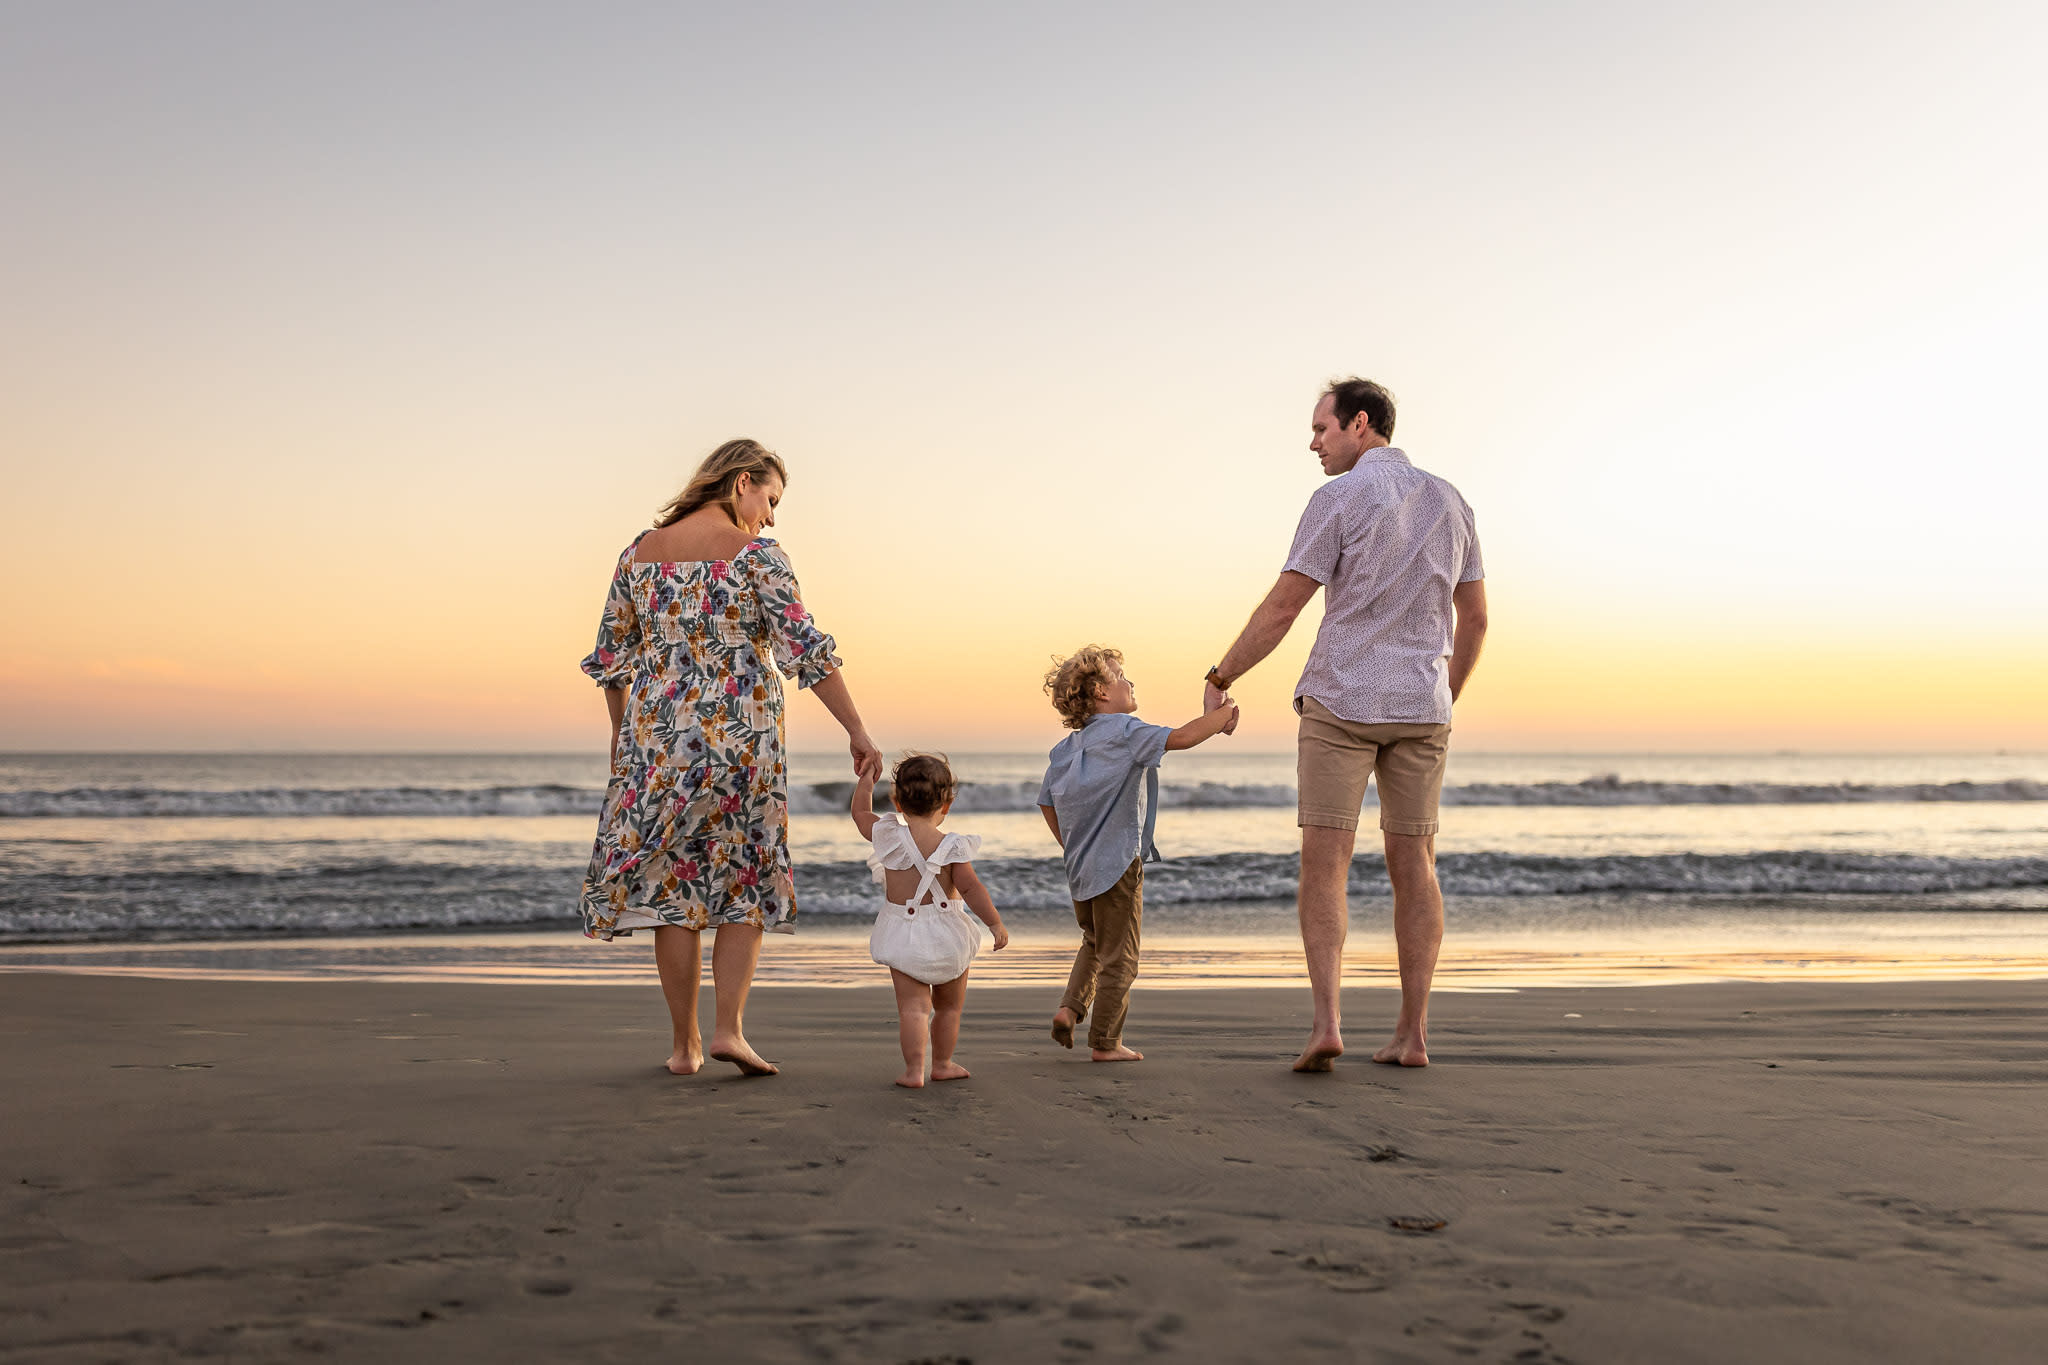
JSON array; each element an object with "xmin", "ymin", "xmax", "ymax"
[{"xmin": 1296, "ymin": 696, "xmax": 1451, "ymax": 835}]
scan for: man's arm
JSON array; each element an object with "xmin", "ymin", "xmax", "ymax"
[
  {"xmin": 1038, "ymin": 804, "xmax": 1064, "ymax": 848},
  {"xmin": 1205, "ymin": 571, "xmax": 1322, "ymax": 710},
  {"xmin": 1448, "ymin": 579, "xmax": 1488, "ymax": 702}
]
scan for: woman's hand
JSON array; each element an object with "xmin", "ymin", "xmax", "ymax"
[{"xmin": 850, "ymin": 729, "xmax": 884, "ymax": 782}]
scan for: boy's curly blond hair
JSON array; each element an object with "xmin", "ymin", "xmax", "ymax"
[{"xmin": 1044, "ymin": 645, "xmax": 1123, "ymax": 731}]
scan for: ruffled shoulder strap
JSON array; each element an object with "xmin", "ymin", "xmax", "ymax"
[
  {"xmin": 866, "ymin": 814, "xmax": 908, "ymax": 885},
  {"xmin": 931, "ymin": 831, "xmax": 982, "ymax": 866}
]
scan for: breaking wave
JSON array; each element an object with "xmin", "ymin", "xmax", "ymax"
[
  {"xmin": 3, "ymin": 850, "xmax": 2042, "ymax": 942},
  {"xmin": 4, "ymin": 776, "xmax": 2042, "ymax": 819}
]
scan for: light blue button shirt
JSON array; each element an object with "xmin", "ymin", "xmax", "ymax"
[{"xmin": 1036, "ymin": 712, "xmax": 1173, "ymax": 902}]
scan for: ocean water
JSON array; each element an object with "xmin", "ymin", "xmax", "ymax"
[{"xmin": 2, "ymin": 752, "xmax": 2044, "ymax": 961}]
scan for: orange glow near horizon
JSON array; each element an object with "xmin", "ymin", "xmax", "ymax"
[{"xmin": 3, "ymin": 8, "xmax": 2044, "ymax": 754}]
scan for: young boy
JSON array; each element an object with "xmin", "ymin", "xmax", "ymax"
[{"xmin": 1038, "ymin": 645, "xmax": 1237, "ymax": 1062}]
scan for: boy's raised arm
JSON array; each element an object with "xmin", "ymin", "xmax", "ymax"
[
  {"xmin": 850, "ymin": 769, "xmax": 881, "ymax": 840},
  {"xmin": 1167, "ymin": 697, "xmax": 1239, "ymax": 751}
]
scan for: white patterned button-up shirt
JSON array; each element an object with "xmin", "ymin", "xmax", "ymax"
[{"xmin": 1282, "ymin": 447, "xmax": 1484, "ymax": 725}]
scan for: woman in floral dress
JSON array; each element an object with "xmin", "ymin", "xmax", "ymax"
[{"xmin": 579, "ymin": 439, "xmax": 883, "ymax": 1077}]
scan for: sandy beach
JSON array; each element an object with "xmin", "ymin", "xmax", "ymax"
[{"xmin": 3, "ymin": 973, "xmax": 2045, "ymax": 1362}]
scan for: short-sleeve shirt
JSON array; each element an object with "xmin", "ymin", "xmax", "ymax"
[
  {"xmin": 1283, "ymin": 447, "xmax": 1483, "ymax": 725},
  {"xmin": 1035, "ymin": 712, "xmax": 1173, "ymax": 902}
]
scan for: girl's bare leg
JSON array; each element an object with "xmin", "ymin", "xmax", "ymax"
[
  {"xmin": 707, "ymin": 924, "xmax": 777, "ymax": 1076},
  {"xmin": 891, "ymin": 969, "xmax": 933, "ymax": 1088},
  {"xmin": 930, "ymin": 971, "xmax": 970, "ymax": 1081},
  {"xmin": 652, "ymin": 925, "xmax": 704, "ymax": 1074}
]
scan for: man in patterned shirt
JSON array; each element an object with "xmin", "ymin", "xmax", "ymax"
[{"xmin": 1204, "ymin": 378, "xmax": 1487, "ymax": 1071}]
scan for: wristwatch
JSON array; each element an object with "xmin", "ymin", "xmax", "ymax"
[{"xmin": 1205, "ymin": 665, "xmax": 1233, "ymax": 691}]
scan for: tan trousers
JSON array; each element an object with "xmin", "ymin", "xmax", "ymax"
[{"xmin": 1060, "ymin": 857, "xmax": 1144, "ymax": 1050}]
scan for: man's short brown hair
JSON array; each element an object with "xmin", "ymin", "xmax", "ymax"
[
  {"xmin": 1044, "ymin": 646, "xmax": 1123, "ymax": 731},
  {"xmin": 1322, "ymin": 377, "xmax": 1396, "ymax": 440}
]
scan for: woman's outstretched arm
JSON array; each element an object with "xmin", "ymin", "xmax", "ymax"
[{"xmin": 809, "ymin": 668, "xmax": 884, "ymax": 780}]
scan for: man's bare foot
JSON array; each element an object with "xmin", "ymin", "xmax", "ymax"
[
  {"xmin": 1050, "ymin": 1008, "xmax": 1077, "ymax": 1049},
  {"xmin": 931, "ymin": 1061, "xmax": 971, "ymax": 1081},
  {"xmin": 707, "ymin": 1035, "xmax": 779, "ymax": 1076},
  {"xmin": 1371, "ymin": 1033, "xmax": 1429, "ymax": 1067},
  {"xmin": 895, "ymin": 1066, "xmax": 926, "ymax": 1089},
  {"xmin": 664, "ymin": 1046, "xmax": 703, "ymax": 1076},
  {"xmin": 1091, "ymin": 1044, "xmax": 1143, "ymax": 1062},
  {"xmin": 1293, "ymin": 1030, "xmax": 1345, "ymax": 1072}
]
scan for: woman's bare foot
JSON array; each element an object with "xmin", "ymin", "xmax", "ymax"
[
  {"xmin": 1371, "ymin": 1032, "xmax": 1429, "ymax": 1067},
  {"xmin": 1091, "ymin": 1044, "xmax": 1143, "ymax": 1063},
  {"xmin": 895, "ymin": 1066, "xmax": 927, "ymax": 1089},
  {"xmin": 931, "ymin": 1061, "xmax": 971, "ymax": 1082},
  {"xmin": 708, "ymin": 1034, "xmax": 779, "ymax": 1076},
  {"xmin": 664, "ymin": 1046, "xmax": 704, "ymax": 1076},
  {"xmin": 1292, "ymin": 1030, "xmax": 1345, "ymax": 1072},
  {"xmin": 1050, "ymin": 1007, "xmax": 1079, "ymax": 1049}
]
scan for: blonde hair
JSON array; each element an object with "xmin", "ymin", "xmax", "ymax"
[
  {"xmin": 1044, "ymin": 645, "xmax": 1123, "ymax": 731},
  {"xmin": 653, "ymin": 438, "xmax": 789, "ymax": 529}
]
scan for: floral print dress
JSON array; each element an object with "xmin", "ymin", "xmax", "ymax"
[{"xmin": 578, "ymin": 534, "xmax": 841, "ymax": 939}]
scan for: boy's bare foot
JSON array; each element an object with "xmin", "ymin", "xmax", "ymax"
[
  {"xmin": 1050, "ymin": 1008, "xmax": 1077, "ymax": 1049},
  {"xmin": 895, "ymin": 1067, "xmax": 927, "ymax": 1089},
  {"xmin": 1091, "ymin": 1044, "xmax": 1143, "ymax": 1062},
  {"xmin": 1371, "ymin": 1032, "xmax": 1429, "ymax": 1067},
  {"xmin": 931, "ymin": 1061, "xmax": 971, "ymax": 1081},
  {"xmin": 664, "ymin": 1046, "xmax": 703, "ymax": 1076},
  {"xmin": 708, "ymin": 1034, "xmax": 779, "ymax": 1076},
  {"xmin": 1292, "ymin": 1030, "xmax": 1344, "ymax": 1072}
]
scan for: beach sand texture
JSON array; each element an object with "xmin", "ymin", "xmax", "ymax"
[{"xmin": 4, "ymin": 974, "xmax": 2045, "ymax": 1362}]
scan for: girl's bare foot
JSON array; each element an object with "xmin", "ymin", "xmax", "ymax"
[
  {"xmin": 664, "ymin": 1046, "xmax": 704, "ymax": 1076},
  {"xmin": 1091, "ymin": 1044, "xmax": 1143, "ymax": 1062},
  {"xmin": 1293, "ymin": 1030, "xmax": 1344, "ymax": 1072},
  {"xmin": 708, "ymin": 1034, "xmax": 779, "ymax": 1076},
  {"xmin": 931, "ymin": 1061, "xmax": 971, "ymax": 1081},
  {"xmin": 895, "ymin": 1067, "xmax": 927, "ymax": 1088},
  {"xmin": 1050, "ymin": 1008, "xmax": 1077, "ymax": 1049}
]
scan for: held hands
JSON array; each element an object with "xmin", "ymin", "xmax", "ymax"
[
  {"xmin": 1204, "ymin": 681, "xmax": 1240, "ymax": 735},
  {"xmin": 849, "ymin": 729, "xmax": 884, "ymax": 782}
]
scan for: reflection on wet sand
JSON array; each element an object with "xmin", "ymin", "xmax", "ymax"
[{"xmin": 4, "ymin": 930, "xmax": 2044, "ymax": 989}]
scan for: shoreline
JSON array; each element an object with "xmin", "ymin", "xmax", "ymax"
[
  {"xmin": 3, "ymin": 929, "xmax": 2046, "ymax": 990},
  {"xmin": 4, "ymin": 974, "xmax": 2044, "ymax": 1361}
]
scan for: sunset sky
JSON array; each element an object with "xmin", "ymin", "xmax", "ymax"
[{"xmin": 4, "ymin": 2, "xmax": 2043, "ymax": 754}]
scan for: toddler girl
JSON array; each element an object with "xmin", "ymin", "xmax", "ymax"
[{"xmin": 852, "ymin": 754, "xmax": 1009, "ymax": 1088}]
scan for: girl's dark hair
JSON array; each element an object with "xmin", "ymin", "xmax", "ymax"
[{"xmin": 890, "ymin": 753, "xmax": 957, "ymax": 817}]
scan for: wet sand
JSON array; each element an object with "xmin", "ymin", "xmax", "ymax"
[{"xmin": 3, "ymin": 973, "xmax": 2045, "ymax": 1362}]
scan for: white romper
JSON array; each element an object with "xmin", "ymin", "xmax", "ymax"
[{"xmin": 866, "ymin": 814, "xmax": 986, "ymax": 986}]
